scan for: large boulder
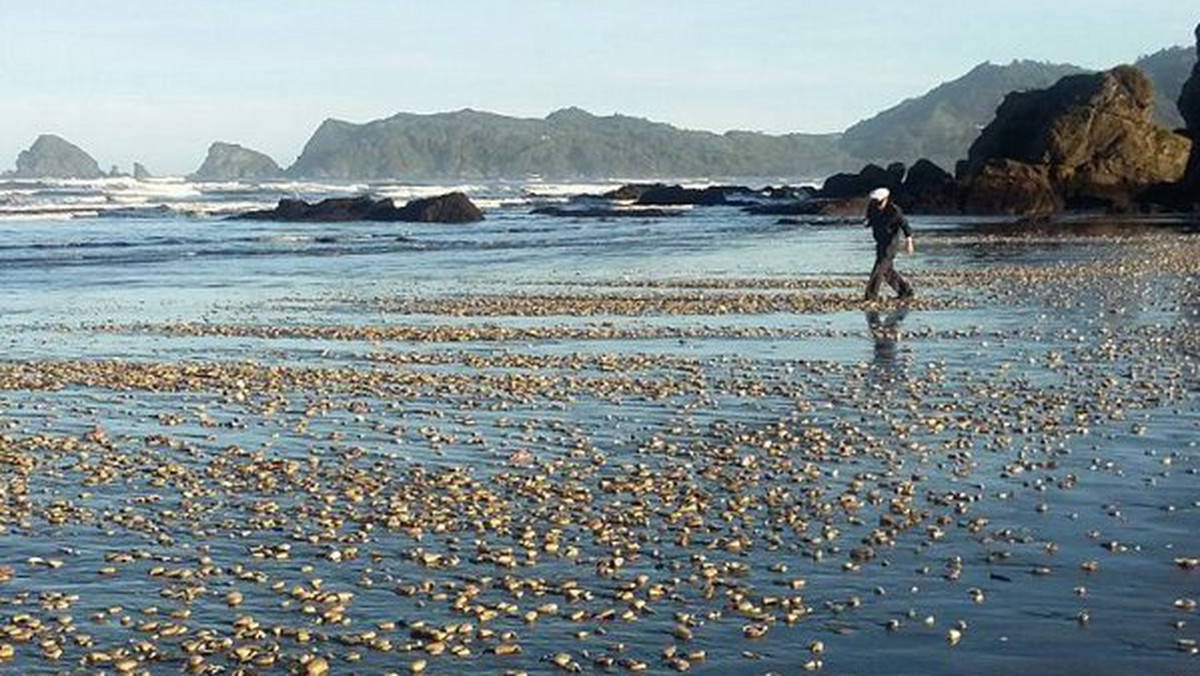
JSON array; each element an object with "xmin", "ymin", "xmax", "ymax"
[
  {"xmin": 962, "ymin": 66, "xmax": 1190, "ymax": 212},
  {"xmin": 1178, "ymin": 23, "xmax": 1200, "ymax": 196},
  {"xmin": 394, "ymin": 192, "xmax": 484, "ymax": 223},
  {"xmin": 237, "ymin": 192, "xmax": 483, "ymax": 223},
  {"xmin": 812, "ymin": 160, "xmax": 959, "ymax": 214},
  {"xmin": 12, "ymin": 134, "xmax": 104, "ymax": 179},
  {"xmin": 819, "ymin": 163, "xmax": 905, "ymax": 199},
  {"xmin": 898, "ymin": 159, "xmax": 960, "ymax": 214},
  {"xmin": 190, "ymin": 142, "xmax": 283, "ymax": 181}
]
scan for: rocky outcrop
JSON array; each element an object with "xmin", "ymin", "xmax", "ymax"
[
  {"xmin": 895, "ymin": 159, "xmax": 959, "ymax": 214},
  {"xmin": 190, "ymin": 142, "xmax": 283, "ymax": 181},
  {"xmin": 818, "ymin": 163, "xmax": 905, "ymax": 200},
  {"xmin": 961, "ymin": 66, "xmax": 1190, "ymax": 213},
  {"xmin": 635, "ymin": 185, "xmax": 756, "ymax": 206},
  {"xmin": 599, "ymin": 183, "xmax": 793, "ymax": 207},
  {"xmin": 133, "ymin": 163, "xmax": 153, "ymax": 180},
  {"xmin": 12, "ymin": 134, "xmax": 104, "ymax": 179},
  {"xmin": 1179, "ymin": 24, "xmax": 1200, "ymax": 196},
  {"xmin": 394, "ymin": 192, "xmax": 485, "ymax": 223},
  {"xmin": 803, "ymin": 160, "xmax": 958, "ymax": 215},
  {"xmin": 237, "ymin": 192, "xmax": 483, "ymax": 223}
]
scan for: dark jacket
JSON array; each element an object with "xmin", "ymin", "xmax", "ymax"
[{"xmin": 866, "ymin": 201, "xmax": 912, "ymax": 246}]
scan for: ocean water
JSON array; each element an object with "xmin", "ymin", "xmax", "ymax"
[{"xmin": 0, "ymin": 179, "xmax": 1197, "ymax": 676}]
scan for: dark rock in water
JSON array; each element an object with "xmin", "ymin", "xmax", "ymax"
[
  {"xmin": 819, "ymin": 163, "xmax": 904, "ymax": 199},
  {"xmin": 12, "ymin": 134, "xmax": 104, "ymax": 179},
  {"xmin": 899, "ymin": 159, "xmax": 960, "ymax": 214},
  {"xmin": 190, "ymin": 142, "xmax": 283, "ymax": 181},
  {"xmin": 962, "ymin": 65, "xmax": 1189, "ymax": 213},
  {"xmin": 599, "ymin": 183, "xmax": 759, "ymax": 206},
  {"xmin": 601, "ymin": 183, "xmax": 669, "ymax": 201},
  {"xmin": 133, "ymin": 163, "xmax": 153, "ymax": 180},
  {"xmin": 1177, "ymin": 23, "xmax": 1200, "ymax": 199},
  {"xmin": 237, "ymin": 192, "xmax": 484, "ymax": 223},
  {"xmin": 240, "ymin": 196, "xmax": 385, "ymax": 222},
  {"xmin": 634, "ymin": 184, "xmax": 756, "ymax": 206},
  {"xmin": 531, "ymin": 205, "xmax": 683, "ymax": 219},
  {"xmin": 815, "ymin": 160, "xmax": 958, "ymax": 215},
  {"xmin": 394, "ymin": 192, "xmax": 485, "ymax": 223}
]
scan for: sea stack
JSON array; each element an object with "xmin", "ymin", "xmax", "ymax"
[
  {"xmin": 12, "ymin": 134, "xmax": 104, "ymax": 179},
  {"xmin": 189, "ymin": 142, "xmax": 283, "ymax": 181}
]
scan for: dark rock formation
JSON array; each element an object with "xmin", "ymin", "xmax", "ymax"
[
  {"xmin": 237, "ymin": 192, "xmax": 483, "ymax": 223},
  {"xmin": 12, "ymin": 134, "xmax": 104, "ymax": 179},
  {"xmin": 1179, "ymin": 24, "xmax": 1200, "ymax": 196},
  {"xmin": 190, "ymin": 142, "xmax": 283, "ymax": 181},
  {"xmin": 600, "ymin": 183, "xmax": 782, "ymax": 206},
  {"xmin": 818, "ymin": 163, "xmax": 905, "ymax": 200},
  {"xmin": 635, "ymin": 185, "xmax": 755, "ymax": 206},
  {"xmin": 394, "ymin": 192, "xmax": 485, "ymax": 223},
  {"xmin": 600, "ymin": 183, "xmax": 667, "ymax": 201},
  {"xmin": 133, "ymin": 163, "xmax": 153, "ymax": 180},
  {"xmin": 961, "ymin": 66, "xmax": 1190, "ymax": 214},
  {"xmin": 808, "ymin": 160, "xmax": 958, "ymax": 216},
  {"xmin": 898, "ymin": 159, "xmax": 960, "ymax": 214}
]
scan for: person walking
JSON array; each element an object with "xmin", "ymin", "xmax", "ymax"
[{"xmin": 863, "ymin": 187, "xmax": 914, "ymax": 300}]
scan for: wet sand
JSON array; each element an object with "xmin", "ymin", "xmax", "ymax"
[{"xmin": 0, "ymin": 228, "xmax": 1198, "ymax": 675}]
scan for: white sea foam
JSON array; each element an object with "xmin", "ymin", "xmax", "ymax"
[{"xmin": 0, "ymin": 178, "xmax": 714, "ymax": 222}]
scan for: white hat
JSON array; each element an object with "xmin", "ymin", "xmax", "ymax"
[{"xmin": 868, "ymin": 187, "xmax": 890, "ymax": 202}]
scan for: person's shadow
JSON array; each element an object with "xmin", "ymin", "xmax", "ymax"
[{"xmin": 866, "ymin": 307, "xmax": 910, "ymax": 376}]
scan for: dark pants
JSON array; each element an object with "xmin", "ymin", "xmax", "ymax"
[{"xmin": 865, "ymin": 238, "xmax": 913, "ymax": 300}]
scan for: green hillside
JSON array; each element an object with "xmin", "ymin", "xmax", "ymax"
[{"xmin": 287, "ymin": 108, "xmax": 852, "ymax": 181}]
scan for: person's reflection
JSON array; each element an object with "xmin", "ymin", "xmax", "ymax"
[{"xmin": 866, "ymin": 307, "xmax": 909, "ymax": 375}]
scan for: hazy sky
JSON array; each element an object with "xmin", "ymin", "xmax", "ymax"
[{"xmin": 1, "ymin": 1, "xmax": 1195, "ymax": 175}]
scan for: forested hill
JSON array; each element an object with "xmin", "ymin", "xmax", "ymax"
[{"xmin": 286, "ymin": 108, "xmax": 852, "ymax": 181}]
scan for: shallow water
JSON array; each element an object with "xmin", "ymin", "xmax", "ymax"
[{"xmin": 0, "ymin": 182, "xmax": 1198, "ymax": 675}]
